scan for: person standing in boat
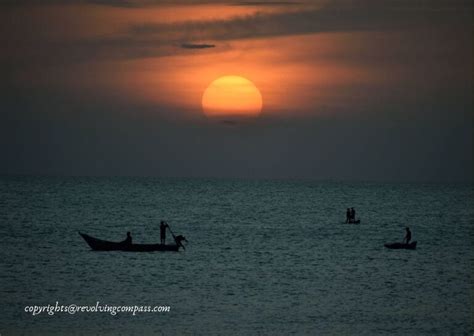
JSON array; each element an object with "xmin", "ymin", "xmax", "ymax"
[
  {"xmin": 403, "ymin": 227, "xmax": 412, "ymax": 244},
  {"xmin": 345, "ymin": 208, "xmax": 351, "ymax": 223},
  {"xmin": 350, "ymin": 207, "xmax": 356, "ymax": 223},
  {"xmin": 160, "ymin": 221, "xmax": 169, "ymax": 245},
  {"xmin": 123, "ymin": 231, "xmax": 132, "ymax": 245}
]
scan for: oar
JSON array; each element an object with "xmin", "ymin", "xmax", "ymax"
[{"xmin": 167, "ymin": 223, "xmax": 176, "ymax": 239}]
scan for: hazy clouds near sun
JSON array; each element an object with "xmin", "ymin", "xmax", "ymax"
[{"xmin": 0, "ymin": 0, "xmax": 472, "ymax": 180}]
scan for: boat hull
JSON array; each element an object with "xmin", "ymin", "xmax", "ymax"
[
  {"xmin": 79, "ymin": 233, "xmax": 180, "ymax": 252},
  {"xmin": 384, "ymin": 241, "xmax": 417, "ymax": 250},
  {"xmin": 346, "ymin": 220, "xmax": 361, "ymax": 224}
]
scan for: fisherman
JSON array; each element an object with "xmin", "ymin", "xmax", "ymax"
[
  {"xmin": 350, "ymin": 207, "xmax": 356, "ymax": 223},
  {"xmin": 345, "ymin": 208, "xmax": 351, "ymax": 223},
  {"xmin": 403, "ymin": 227, "xmax": 412, "ymax": 244},
  {"xmin": 123, "ymin": 231, "xmax": 132, "ymax": 245},
  {"xmin": 160, "ymin": 221, "xmax": 169, "ymax": 245},
  {"xmin": 174, "ymin": 235, "xmax": 188, "ymax": 249}
]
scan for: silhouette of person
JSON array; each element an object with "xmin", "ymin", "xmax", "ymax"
[
  {"xmin": 174, "ymin": 235, "xmax": 187, "ymax": 249},
  {"xmin": 350, "ymin": 207, "xmax": 356, "ymax": 223},
  {"xmin": 123, "ymin": 231, "xmax": 132, "ymax": 245},
  {"xmin": 160, "ymin": 221, "xmax": 169, "ymax": 245},
  {"xmin": 403, "ymin": 227, "xmax": 412, "ymax": 244},
  {"xmin": 345, "ymin": 208, "xmax": 351, "ymax": 223}
]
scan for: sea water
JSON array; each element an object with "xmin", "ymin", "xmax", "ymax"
[{"xmin": 0, "ymin": 176, "xmax": 472, "ymax": 335}]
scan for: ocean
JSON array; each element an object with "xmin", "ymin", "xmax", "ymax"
[{"xmin": 0, "ymin": 176, "xmax": 472, "ymax": 335}]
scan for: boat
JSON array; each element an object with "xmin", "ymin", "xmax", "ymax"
[
  {"xmin": 79, "ymin": 232, "xmax": 181, "ymax": 252},
  {"xmin": 384, "ymin": 241, "xmax": 417, "ymax": 250},
  {"xmin": 347, "ymin": 219, "xmax": 361, "ymax": 224}
]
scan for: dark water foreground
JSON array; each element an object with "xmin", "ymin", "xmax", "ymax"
[{"xmin": 0, "ymin": 176, "xmax": 472, "ymax": 335}]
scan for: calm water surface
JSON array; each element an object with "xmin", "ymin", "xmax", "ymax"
[{"xmin": 0, "ymin": 177, "xmax": 472, "ymax": 335}]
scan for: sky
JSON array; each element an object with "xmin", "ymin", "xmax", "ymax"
[{"xmin": 1, "ymin": 0, "xmax": 472, "ymax": 181}]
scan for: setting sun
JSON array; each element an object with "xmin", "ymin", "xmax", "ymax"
[{"xmin": 201, "ymin": 76, "xmax": 263, "ymax": 118}]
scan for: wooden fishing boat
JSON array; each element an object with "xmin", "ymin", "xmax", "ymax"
[
  {"xmin": 384, "ymin": 241, "xmax": 417, "ymax": 250},
  {"xmin": 79, "ymin": 232, "xmax": 181, "ymax": 252}
]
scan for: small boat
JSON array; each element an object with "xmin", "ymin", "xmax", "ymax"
[
  {"xmin": 79, "ymin": 232, "xmax": 181, "ymax": 252},
  {"xmin": 347, "ymin": 219, "xmax": 361, "ymax": 224},
  {"xmin": 384, "ymin": 241, "xmax": 417, "ymax": 250}
]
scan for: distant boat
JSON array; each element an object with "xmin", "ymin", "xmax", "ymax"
[
  {"xmin": 79, "ymin": 232, "xmax": 181, "ymax": 252},
  {"xmin": 346, "ymin": 219, "xmax": 361, "ymax": 224},
  {"xmin": 384, "ymin": 241, "xmax": 417, "ymax": 250}
]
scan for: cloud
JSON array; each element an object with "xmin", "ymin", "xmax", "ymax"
[
  {"xmin": 0, "ymin": 0, "xmax": 472, "ymax": 181},
  {"xmin": 1, "ymin": 0, "xmax": 472, "ymax": 68},
  {"xmin": 0, "ymin": 0, "xmax": 222, "ymax": 7},
  {"xmin": 231, "ymin": 1, "xmax": 303, "ymax": 6},
  {"xmin": 130, "ymin": 2, "xmax": 472, "ymax": 43},
  {"xmin": 181, "ymin": 43, "xmax": 216, "ymax": 49},
  {"xmin": 3, "ymin": 0, "xmax": 472, "ymax": 9}
]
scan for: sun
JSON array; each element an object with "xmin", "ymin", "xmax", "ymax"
[{"xmin": 202, "ymin": 76, "xmax": 263, "ymax": 118}]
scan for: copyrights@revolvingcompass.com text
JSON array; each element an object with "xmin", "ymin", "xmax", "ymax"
[{"xmin": 24, "ymin": 302, "xmax": 171, "ymax": 316}]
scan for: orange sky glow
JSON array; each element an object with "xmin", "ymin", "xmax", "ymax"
[
  {"xmin": 4, "ymin": 1, "xmax": 471, "ymax": 120},
  {"xmin": 1, "ymin": 0, "xmax": 472, "ymax": 180}
]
